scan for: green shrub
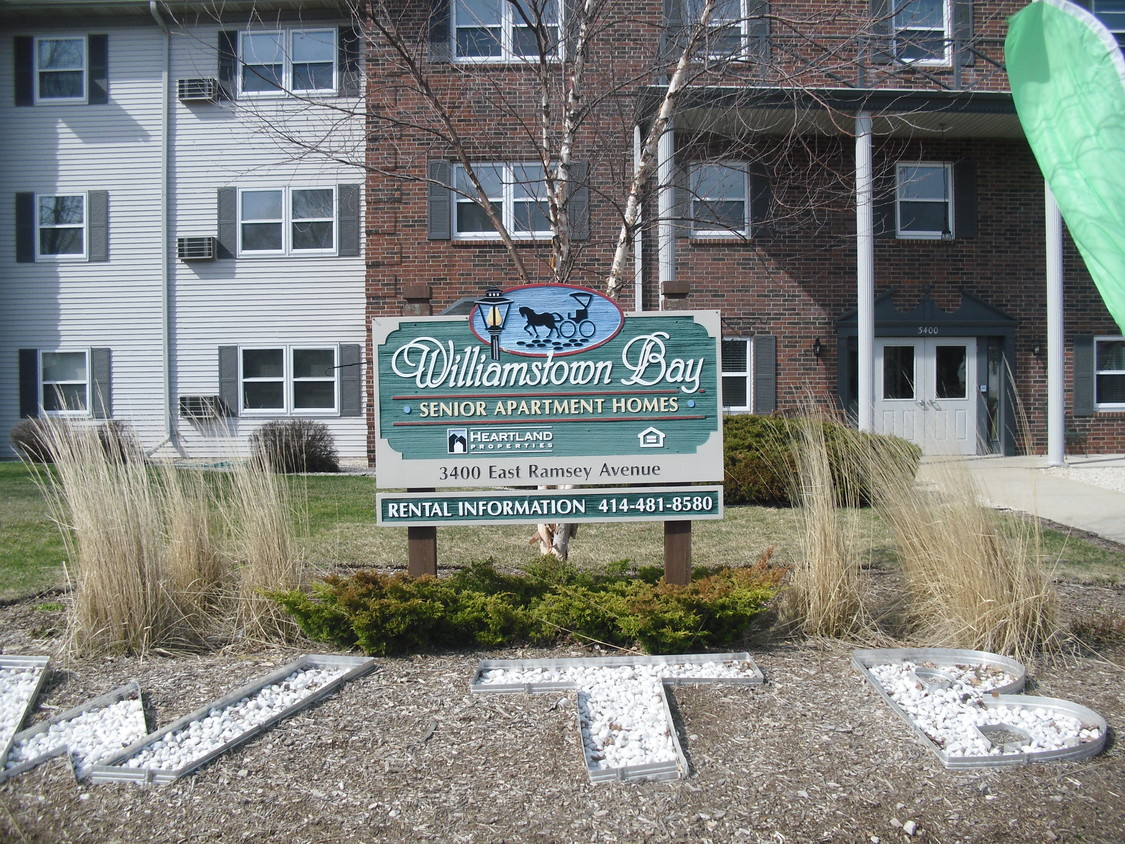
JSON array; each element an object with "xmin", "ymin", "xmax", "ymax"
[
  {"xmin": 274, "ymin": 556, "xmax": 785, "ymax": 656},
  {"xmin": 722, "ymin": 414, "xmax": 920, "ymax": 505},
  {"xmin": 251, "ymin": 419, "xmax": 339, "ymax": 473}
]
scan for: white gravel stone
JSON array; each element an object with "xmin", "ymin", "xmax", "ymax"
[
  {"xmin": 6, "ymin": 697, "xmax": 148, "ymax": 779},
  {"xmin": 1, "ymin": 667, "xmax": 43, "ymax": 754},
  {"xmin": 477, "ymin": 660, "xmax": 761, "ymax": 772},
  {"xmin": 868, "ymin": 662, "xmax": 1102, "ymax": 759},
  {"xmin": 120, "ymin": 666, "xmax": 347, "ymax": 773}
]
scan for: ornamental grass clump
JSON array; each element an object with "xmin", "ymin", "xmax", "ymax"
[{"xmin": 865, "ymin": 448, "xmax": 1060, "ymax": 661}]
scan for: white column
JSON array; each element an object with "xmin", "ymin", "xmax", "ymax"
[
  {"xmin": 1046, "ymin": 185, "xmax": 1065, "ymax": 466},
  {"xmin": 855, "ymin": 112, "xmax": 875, "ymax": 432},
  {"xmin": 657, "ymin": 120, "xmax": 676, "ymax": 311},
  {"xmin": 634, "ymin": 124, "xmax": 645, "ymax": 312}
]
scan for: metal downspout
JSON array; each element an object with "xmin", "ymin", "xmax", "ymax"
[{"xmin": 150, "ymin": 2, "xmax": 175, "ymax": 446}]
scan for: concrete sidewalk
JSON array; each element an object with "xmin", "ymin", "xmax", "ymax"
[{"xmin": 919, "ymin": 455, "xmax": 1125, "ymax": 546}]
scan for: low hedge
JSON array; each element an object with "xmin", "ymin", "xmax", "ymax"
[
  {"xmin": 273, "ymin": 556, "xmax": 785, "ymax": 655},
  {"xmin": 722, "ymin": 414, "xmax": 921, "ymax": 506}
]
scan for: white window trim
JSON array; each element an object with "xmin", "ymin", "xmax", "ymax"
[
  {"xmin": 1091, "ymin": 1, "xmax": 1125, "ymax": 48},
  {"xmin": 237, "ymin": 28, "xmax": 338, "ymax": 98},
  {"xmin": 895, "ymin": 162, "xmax": 952, "ymax": 240},
  {"xmin": 700, "ymin": 0, "xmax": 755, "ymax": 62},
  {"xmin": 39, "ymin": 348, "xmax": 90, "ymax": 416},
  {"xmin": 690, "ymin": 162, "xmax": 750, "ymax": 238},
  {"xmin": 239, "ymin": 345, "xmax": 340, "ymax": 416},
  {"xmin": 893, "ymin": 0, "xmax": 952, "ymax": 66},
  {"xmin": 237, "ymin": 186, "xmax": 338, "ymax": 257},
  {"xmin": 721, "ymin": 337, "xmax": 753, "ymax": 412},
  {"xmin": 452, "ymin": 1, "xmax": 561, "ymax": 63},
  {"xmin": 35, "ymin": 191, "xmax": 88, "ymax": 262},
  {"xmin": 1094, "ymin": 335, "xmax": 1125, "ymax": 411},
  {"xmin": 34, "ymin": 35, "xmax": 87, "ymax": 104},
  {"xmin": 451, "ymin": 163, "xmax": 552, "ymax": 241}
]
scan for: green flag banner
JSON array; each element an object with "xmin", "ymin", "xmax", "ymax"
[{"xmin": 1007, "ymin": 0, "xmax": 1125, "ymax": 332}]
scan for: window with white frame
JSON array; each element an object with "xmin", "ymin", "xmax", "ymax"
[
  {"xmin": 692, "ymin": 0, "xmax": 757, "ymax": 60},
  {"xmin": 453, "ymin": 162, "xmax": 550, "ymax": 239},
  {"xmin": 37, "ymin": 193, "xmax": 86, "ymax": 259},
  {"xmin": 893, "ymin": 0, "xmax": 950, "ymax": 64},
  {"xmin": 722, "ymin": 338, "xmax": 752, "ymax": 411},
  {"xmin": 1095, "ymin": 336, "xmax": 1125, "ymax": 409},
  {"xmin": 239, "ymin": 187, "xmax": 336, "ymax": 255},
  {"xmin": 239, "ymin": 29, "xmax": 336, "ymax": 95},
  {"xmin": 35, "ymin": 36, "xmax": 86, "ymax": 102},
  {"xmin": 240, "ymin": 347, "xmax": 338, "ymax": 414},
  {"xmin": 895, "ymin": 162, "xmax": 952, "ymax": 239},
  {"xmin": 453, "ymin": 0, "xmax": 559, "ymax": 61},
  {"xmin": 1091, "ymin": 1, "xmax": 1125, "ymax": 49},
  {"xmin": 40, "ymin": 350, "xmax": 89, "ymax": 414},
  {"xmin": 691, "ymin": 163, "xmax": 749, "ymax": 237}
]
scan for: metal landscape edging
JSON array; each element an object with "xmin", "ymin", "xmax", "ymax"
[
  {"xmin": 1, "ymin": 681, "xmax": 144, "ymax": 783},
  {"xmin": 1, "ymin": 655, "xmax": 51, "ymax": 772},
  {"xmin": 471, "ymin": 652, "xmax": 763, "ymax": 783},
  {"xmin": 87, "ymin": 654, "xmax": 376, "ymax": 784}
]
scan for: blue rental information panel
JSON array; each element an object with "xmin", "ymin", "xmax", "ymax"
[{"xmin": 372, "ymin": 284, "xmax": 723, "ymax": 489}]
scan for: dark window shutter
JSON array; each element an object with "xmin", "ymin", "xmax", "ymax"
[
  {"xmin": 429, "ymin": 0, "xmax": 451, "ymax": 62},
  {"xmin": 675, "ymin": 162, "xmax": 690, "ymax": 232},
  {"xmin": 953, "ymin": 159, "xmax": 977, "ymax": 239},
  {"xmin": 16, "ymin": 193, "xmax": 35, "ymax": 263},
  {"xmin": 218, "ymin": 31, "xmax": 237, "ymax": 101},
  {"xmin": 338, "ymin": 25, "xmax": 362, "ymax": 97},
  {"xmin": 337, "ymin": 183, "xmax": 360, "ymax": 257},
  {"xmin": 90, "ymin": 347, "xmax": 112, "ymax": 418},
  {"xmin": 15, "ymin": 36, "xmax": 33, "ymax": 106},
  {"xmin": 428, "ymin": 160, "xmax": 452, "ymax": 240},
  {"xmin": 217, "ymin": 187, "xmax": 237, "ymax": 258},
  {"xmin": 567, "ymin": 161, "xmax": 589, "ymax": 241},
  {"xmin": 874, "ymin": 171, "xmax": 897, "ymax": 238},
  {"xmin": 952, "ymin": 0, "xmax": 974, "ymax": 67},
  {"xmin": 219, "ymin": 346, "xmax": 239, "ymax": 416},
  {"xmin": 869, "ymin": 0, "xmax": 893, "ymax": 64},
  {"xmin": 339, "ymin": 344, "xmax": 362, "ymax": 417},
  {"xmin": 750, "ymin": 166, "xmax": 771, "ymax": 236},
  {"xmin": 1073, "ymin": 335, "xmax": 1095, "ymax": 417},
  {"xmin": 752, "ymin": 334, "xmax": 777, "ymax": 414},
  {"xmin": 88, "ymin": 34, "xmax": 108, "ymax": 104},
  {"xmin": 19, "ymin": 349, "xmax": 40, "ymax": 418},
  {"xmin": 88, "ymin": 190, "xmax": 109, "ymax": 262},
  {"xmin": 748, "ymin": 1, "xmax": 771, "ymax": 64}
]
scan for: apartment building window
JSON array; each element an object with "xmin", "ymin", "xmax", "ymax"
[
  {"xmin": 15, "ymin": 191, "xmax": 108, "ymax": 263},
  {"xmin": 895, "ymin": 163, "xmax": 952, "ymax": 239},
  {"xmin": 37, "ymin": 194, "xmax": 86, "ymax": 259},
  {"xmin": 14, "ymin": 35, "xmax": 108, "ymax": 106},
  {"xmin": 892, "ymin": 0, "xmax": 949, "ymax": 63},
  {"xmin": 239, "ymin": 29, "xmax": 336, "ymax": 95},
  {"xmin": 1095, "ymin": 337, "xmax": 1125, "ymax": 409},
  {"xmin": 691, "ymin": 0, "xmax": 768, "ymax": 61},
  {"xmin": 238, "ymin": 187, "xmax": 337, "ymax": 255},
  {"xmin": 40, "ymin": 350, "xmax": 89, "ymax": 414},
  {"xmin": 1090, "ymin": 1, "xmax": 1125, "ymax": 48},
  {"xmin": 18, "ymin": 348, "xmax": 112, "ymax": 418},
  {"xmin": 240, "ymin": 347, "xmax": 338, "ymax": 414},
  {"xmin": 722, "ymin": 339, "xmax": 753, "ymax": 411},
  {"xmin": 453, "ymin": 0, "xmax": 559, "ymax": 60},
  {"xmin": 452, "ymin": 163, "xmax": 550, "ymax": 239},
  {"xmin": 691, "ymin": 163, "xmax": 749, "ymax": 237}
]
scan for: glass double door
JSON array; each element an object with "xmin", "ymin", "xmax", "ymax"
[{"xmin": 875, "ymin": 337, "xmax": 978, "ymax": 455}]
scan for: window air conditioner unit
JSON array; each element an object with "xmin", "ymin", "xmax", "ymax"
[
  {"xmin": 177, "ymin": 77, "xmax": 219, "ymax": 103},
  {"xmin": 179, "ymin": 395, "xmax": 227, "ymax": 419},
  {"xmin": 177, "ymin": 236, "xmax": 216, "ymax": 261}
]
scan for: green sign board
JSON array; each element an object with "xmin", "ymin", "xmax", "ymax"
[
  {"xmin": 372, "ymin": 286, "xmax": 723, "ymax": 489},
  {"xmin": 377, "ymin": 486, "xmax": 723, "ymax": 526}
]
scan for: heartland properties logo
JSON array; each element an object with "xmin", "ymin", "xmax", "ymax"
[{"xmin": 447, "ymin": 427, "xmax": 554, "ymax": 455}]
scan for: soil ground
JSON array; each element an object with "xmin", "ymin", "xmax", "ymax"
[{"xmin": 1, "ymin": 578, "xmax": 1123, "ymax": 844}]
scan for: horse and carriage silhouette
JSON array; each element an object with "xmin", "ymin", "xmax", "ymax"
[{"xmin": 518, "ymin": 290, "xmax": 597, "ymax": 341}]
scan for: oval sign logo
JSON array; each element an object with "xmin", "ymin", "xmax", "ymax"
[{"xmin": 469, "ymin": 284, "xmax": 625, "ymax": 358}]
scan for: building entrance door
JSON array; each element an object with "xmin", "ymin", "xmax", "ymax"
[{"xmin": 874, "ymin": 337, "xmax": 978, "ymax": 455}]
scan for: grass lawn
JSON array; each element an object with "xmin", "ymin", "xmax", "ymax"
[{"xmin": 2, "ymin": 461, "xmax": 1123, "ymax": 603}]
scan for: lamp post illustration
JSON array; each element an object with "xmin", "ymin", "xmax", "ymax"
[{"xmin": 477, "ymin": 286, "xmax": 512, "ymax": 361}]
